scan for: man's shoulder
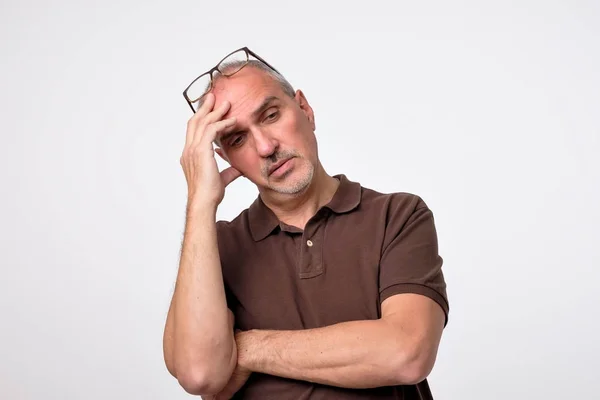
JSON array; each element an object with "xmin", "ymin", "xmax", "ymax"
[
  {"xmin": 216, "ymin": 206, "xmax": 252, "ymax": 237},
  {"xmin": 359, "ymin": 183, "xmax": 428, "ymax": 213}
]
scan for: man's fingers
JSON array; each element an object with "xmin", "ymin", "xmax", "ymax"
[
  {"xmin": 199, "ymin": 99, "xmax": 232, "ymax": 129},
  {"xmin": 198, "ymin": 117, "xmax": 237, "ymax": 147},
  {"xmin": 191, "ymin": 99, "xmax": 233, "ymax": 147},
  {"xmin": 195, "ymin": 92, "xmax": 216, "ymax": 119},
  {"xmin": 185, "ymin": 93, "xmax": 216, "ymax": 147},
  {"xmin": 221, "ymin": 167, "xmax": 243, "ymax": 188}
]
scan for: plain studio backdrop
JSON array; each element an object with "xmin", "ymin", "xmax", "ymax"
[{"xmin": 1, "ymin": 0, "xmax": 599, "ymax": 399}]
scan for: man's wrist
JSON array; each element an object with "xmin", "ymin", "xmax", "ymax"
[
  {"xmin": 186, "ymin": 198, "xmax": 218, "ymax": 220},
  {"xmin": 236, "ymin": 330, "xmax": 262, "ymax": 372}
]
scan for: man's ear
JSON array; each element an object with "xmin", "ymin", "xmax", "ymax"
[{"xmin": 294, "ymin": 89, "xmax": 316, "ymax": 131}]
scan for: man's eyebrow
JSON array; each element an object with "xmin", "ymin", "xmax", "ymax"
[
  {"xmin": 251, "ymin": 96, "xmax": 280, "ymax": 119},
  {"xmin": 218, "ymin": 129, "xmax": 237, "ymax": 146},
  {"xmin": 218, "ymin": 96, "xmax": 281, "ymax": 145}
]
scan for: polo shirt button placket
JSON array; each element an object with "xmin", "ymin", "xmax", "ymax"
[{"xmin": 299, "ymin": 233, "xmax": 323, "ymax": 277}]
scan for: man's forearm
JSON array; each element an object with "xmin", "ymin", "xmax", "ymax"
[
  {"xmin": 166, "ymin": 204, "xmax": 235, "ymax": 393},
  {"xmin": 236, "ymin": 319, "xmax": 426, "ymax": 389}
]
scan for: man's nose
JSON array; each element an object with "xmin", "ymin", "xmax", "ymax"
[{"xmin": 252, "ymin": 129, "xmax": 279, "ymax": 158}]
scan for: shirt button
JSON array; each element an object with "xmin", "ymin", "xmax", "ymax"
[{"xmin": 306, "ymin": 239, "xmax": 313, "ymax": 247}]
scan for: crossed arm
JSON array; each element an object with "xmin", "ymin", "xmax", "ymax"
[
  {"xmin": 234, "ymin": 293, "xmax": 445, "ymax": 389},
  {"xmin": 165, "ymin": 290, "xmax": 445, "ymax": 397},
  {"xmin": 202, "ymin": 292, "xmax": 446, "ymax": 399}
]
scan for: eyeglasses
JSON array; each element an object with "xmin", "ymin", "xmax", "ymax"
[{"xmin": 182, "ymin": 46, "xmax": 280, "ymax": 113}]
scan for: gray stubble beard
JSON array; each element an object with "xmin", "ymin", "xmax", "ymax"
[
  {"xmin": 262, "ymin": 150, "xmax": 315, "ymax": 195},
  {"xmin": 269, "ymin": 162, "xmax": 314, "ymax": 195}
]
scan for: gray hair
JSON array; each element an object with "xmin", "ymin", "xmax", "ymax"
[{"xmin": 196, "ymin": 60, "xmax": 296, "ymax": 110}]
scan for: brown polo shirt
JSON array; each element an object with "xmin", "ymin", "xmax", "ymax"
[{"xmin": 216, "ymin": 174, "xmax": 449, "ymax": 400}]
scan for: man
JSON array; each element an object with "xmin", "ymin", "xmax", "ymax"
[{"xmin": 163, "ymin": 47, "xmax": 449, "ymax": 399}]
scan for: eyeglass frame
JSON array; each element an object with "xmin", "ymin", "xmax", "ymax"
[{"xmin": 182, "ymin": 46, "xmax": 280, "ymax": 113}]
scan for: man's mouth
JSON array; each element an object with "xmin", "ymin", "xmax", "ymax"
[{"xmin": 268, "ymin": 158, "xmax": 293, "ymax": 176}]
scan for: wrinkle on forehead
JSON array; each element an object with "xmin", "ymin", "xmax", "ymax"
[{"xmin": 211, "ymin": 68, "xmax": 284, "ymax": 121}]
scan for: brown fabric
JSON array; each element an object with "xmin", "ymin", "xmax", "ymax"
[{"xmin": 217, "ymin": 174, "xmax": 449, "ymax": 399}]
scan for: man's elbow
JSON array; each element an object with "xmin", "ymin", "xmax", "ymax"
[
  {"xmin": 391, "ymin": 344, "xmax": 438, "ymax": 385},
  {"xmin": 165, "ymin": 332, "xmax": 237, "ymax": 395},
  {"xmin": 169, "ymin": 346, "xmax": 237, "ymax": 396},
  {"xmin": 176, "ymin": 366, "xmax": 231, "ymax": 396}
]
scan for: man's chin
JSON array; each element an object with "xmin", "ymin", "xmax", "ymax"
[{"xmin": 267, "ymin": 167, "xmax": 314, "ymax": 195}]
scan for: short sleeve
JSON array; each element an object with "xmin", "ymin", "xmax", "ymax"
[
  {"xmin": 216, "ymin": 220, "xmax": 237, "ymax": 309},
  {"xmin": 379, "ymin": 195, "xmax": 449, "ymax": 326}
]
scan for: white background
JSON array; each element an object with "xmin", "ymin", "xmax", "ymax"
[{"xmin": 1, "ymin": 1, "xmax": 599, "ymax": 399}]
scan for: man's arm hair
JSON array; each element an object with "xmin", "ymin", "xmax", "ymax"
[
  {"xmin": 162, "ymin": 208, "xmax": 237, "ymax": 396},
  {"xmin": 236, "ymin": 293, "xmax": 445, "ymax": 388}
]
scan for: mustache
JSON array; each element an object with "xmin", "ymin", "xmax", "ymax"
[{"xmin": 262, "ymin": 150, "xmax": 299, "ymax": 175}]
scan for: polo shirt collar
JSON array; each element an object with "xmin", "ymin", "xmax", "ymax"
[
  {"xmin": 248, "ymin": 174, "xmax": 362, "ymax": 242},
  {"xmin": 324, "ymin": 174, "xmax": 362, "ymax": 214}
]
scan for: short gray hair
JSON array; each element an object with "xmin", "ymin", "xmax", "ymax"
[{"xmin": 196, "ymin": 60, "xmax": 296, "ymax": 110}]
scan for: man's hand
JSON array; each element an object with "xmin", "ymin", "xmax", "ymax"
[{"xmin": 180, "ymin": 92, "xmax": 242, "ymax": 208}]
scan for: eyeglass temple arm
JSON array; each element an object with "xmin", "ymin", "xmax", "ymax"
[{"xmin": 246, "ymin": 48, "xmax": 280, "ymax": 74}]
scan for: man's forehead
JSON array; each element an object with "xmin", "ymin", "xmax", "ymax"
[{"xmin": 211, "ymin": 67, "xmax": 281, "ymax": 107}]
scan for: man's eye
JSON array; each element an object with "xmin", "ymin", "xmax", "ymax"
[
  {"xmin": 264, "ymin": 111, "xmax": 279, "ymax": 122},
  {"xmin": 230, "ymin": 135, "xmax": 245, "ymax": 147}
]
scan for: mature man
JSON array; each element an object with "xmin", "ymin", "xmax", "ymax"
[{"xmin": 163, "ymin": 47, "xmax": 449, "ymax": 400}]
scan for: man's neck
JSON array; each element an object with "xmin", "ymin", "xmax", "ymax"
[{"xmin": 259, "ymin": 166, "xmax": 340, "ymax": 230}]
